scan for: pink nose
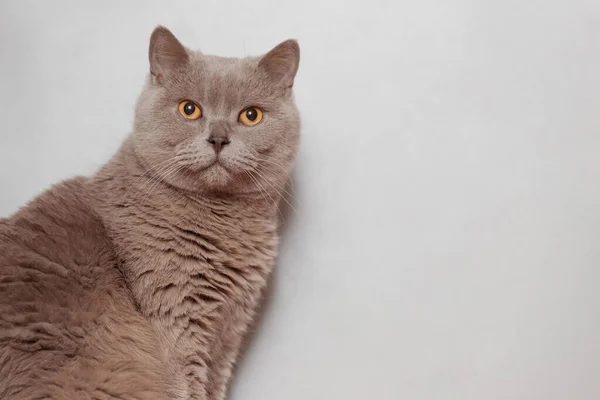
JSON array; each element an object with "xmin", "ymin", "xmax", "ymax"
[{"xmin": 207, "ymin": 132, "xmax": 230, "ymax": 154}]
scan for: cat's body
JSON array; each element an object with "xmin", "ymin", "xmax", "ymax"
[
  {"xmin": 0, "ymin": 26, "xmax": 300, "ymax": 399},
  {"xmin": 90, "ymin": 139, "xmax": 280, "ymax": 399},
  {"xmin": 0, "ymin": 179, "xmax": 169, "ymax": 399}
]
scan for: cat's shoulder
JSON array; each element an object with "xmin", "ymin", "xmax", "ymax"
[
  {"xmin": 9, "ymin": 176, "xmax": 98, "ymax": 228},
  {"xmin": 1, "ymin": 176, "xmax": 111, "ymax": 267}
]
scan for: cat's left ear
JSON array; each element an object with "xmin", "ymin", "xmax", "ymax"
[
  {"xmin": 148, "ymin": 26, "xmax": 189, "ymax": 85},
  {"xmin": 258, "ymin": 39, "xmax": 300, "ymax": 89}
]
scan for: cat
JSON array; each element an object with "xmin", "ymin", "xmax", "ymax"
[{"xmin": 0, "ymin": 25, "xmax": 300, "ymax": 400}]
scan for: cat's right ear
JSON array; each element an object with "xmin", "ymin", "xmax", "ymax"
[
  {"xmin": 148, "ymin": 26, "xmax": 189, "ymax": 85},
  {"xmin": 258, "ymin": 39, "xmax": 300, "ymax": 89}
]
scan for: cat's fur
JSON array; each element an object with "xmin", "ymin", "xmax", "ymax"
[{"xmin": 0, "ymin": 26, "xmax": 300, "ymax": 400}]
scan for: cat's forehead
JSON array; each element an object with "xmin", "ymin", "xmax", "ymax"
[
  {"xmin": 198, "ymin": 54, "xmax": 255, "ymax": 74},
  {"xmin": 169, "ymin": 52, "xmax": 276, "ymax": 110}
]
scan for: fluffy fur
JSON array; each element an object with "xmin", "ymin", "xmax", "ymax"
[{"xmin": 0, "ymin": 26, "xmax": 300, "ymax": 400}]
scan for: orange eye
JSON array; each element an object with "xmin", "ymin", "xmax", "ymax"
[
  {"xmin": 178, "ymin": 100, "xmax": 202, "ymax": 120},
  {"xmin": 239, "ymin": 106, "xmax": 263, "ymax": 126}
]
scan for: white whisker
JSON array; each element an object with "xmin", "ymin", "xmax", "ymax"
[
  {"xmin": 251, "ymin": 167, "xmax": 298, "ymax": 217},
  {"xmin": 256, "ymin": 157, "xmax": 298, "ymax": 196},
  {"xmin": 245, "ymin": 170, "xmax": 283, "ymax": 219}
]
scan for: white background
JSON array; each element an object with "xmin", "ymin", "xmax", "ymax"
[{"xmin": 1, "ymin": 1, "xmax": 599, "ymax": 399}]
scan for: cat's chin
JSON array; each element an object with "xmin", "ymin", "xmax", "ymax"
[
  {"xmin": 200, "ymin": 163, "xmax": 232, "ymax": 185},
  {"xmin": 164, "ymin": 162, "xmax": 248, "ymax": 195}
]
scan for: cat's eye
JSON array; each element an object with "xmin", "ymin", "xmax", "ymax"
[
  {"xmin": 178, "ymin": 100, "xmax": 202, "ymax": 120},
  {"xmin": 239, "ymin": 107, "xmax": 263, "ymax": 126}
]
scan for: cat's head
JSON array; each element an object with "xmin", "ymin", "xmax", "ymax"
[{"xmin": 132, "ymin": 26, "xmax": 300, "ymax": 197}]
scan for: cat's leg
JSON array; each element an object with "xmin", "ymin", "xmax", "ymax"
[
  {"xmin": 152, "ymin": 317, "xmax": 211, "ymax": 400},
  {"xmin": 182, "ymin": 347, "xmax": 210, "ymax": 400},
  {"xmin": 206, "ymin": 336, "xmax": 241, "ymax": 400},
  {"xmin": 206, "ymin": 301, "xmax": 257, "ymax": 400}
]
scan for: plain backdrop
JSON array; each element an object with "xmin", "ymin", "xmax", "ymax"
[{"xmin": 1, "ymin": 1, "xmax": 600, "ymax": 399}]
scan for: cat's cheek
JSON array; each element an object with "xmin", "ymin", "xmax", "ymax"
[
  {"xmin": 155, "ymin": 122, "xmax": 193, "ymax": 148},
  {"xmin": 250, "ymin": 128, "xmax": 279, "ymax": 153}
]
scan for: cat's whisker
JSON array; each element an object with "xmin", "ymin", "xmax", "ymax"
[
  {"xmin": 249, "ymin": 165, "xmax": 298, "ymax": 205},
  {"xmin": 127, "ymin": 157, "xmax": 185, "ymax": 200},
  {"xmin": 130, "ymin": 158, "xmax": 184, "ymax": 207},
  {"xmin": 255, "ymin": 157, "xmax": 298, "ymax": 196},
  {"xmin": 140, "ymin": 162, "xmax": 185, "ymax": 205},
  {"xmin": 245, "ymin": 170, "xmax": 283, "ymax": 220},
  {"xmin": 244, "ymin": 170, "xmax": 268, "ymax": 204},
  {"xmin": 131, "ymin": 166, "xmax": 178, "ymax": 206},
  {"xmin": 245, "ymin": 170, "xmax": 275, "ymax": 207},
  {"xmin": 255, "ymin": 157, "xmax": 289, "ymax": 171},
  {"xmin": 120, "ymin": 157, "xmax": 181, "ymax": 206},
  {"xmin": 250, "ymin": 168, "xmax": 298, "ymax": 217},
  {"xmin": 230, "ymin": 157, "xmax": 260, "ymax": 171}
]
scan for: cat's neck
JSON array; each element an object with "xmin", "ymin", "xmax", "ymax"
[{"xmin": 88, "ymin": 136, "xmax": 282, "ymax": 270}]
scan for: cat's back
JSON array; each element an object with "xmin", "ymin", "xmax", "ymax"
[{"xmin": 0, "ymin": 178, "xmax": 169, "ymax": 399}]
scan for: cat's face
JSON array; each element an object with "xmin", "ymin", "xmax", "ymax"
[{"xmin": 132, "ymin": 27, "xmax": 300, "ymax": 196}]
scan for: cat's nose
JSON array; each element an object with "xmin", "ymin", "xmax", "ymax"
[{"xmin": 207, "ymin": 132, "xmax": 230, "ymax": 154}]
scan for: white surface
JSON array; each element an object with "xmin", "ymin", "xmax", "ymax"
[{"xmin": 1, "ymin": 1, "xmax": 600, "ymax": 399}]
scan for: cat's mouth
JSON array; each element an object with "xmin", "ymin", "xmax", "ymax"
[
  {"xmin": 176, "ymin": 156, "xmax": 241, "ymax": 189},
  {"xmin": 189, "ymin": 159, "xmax": 232, "ymax": 175},
  {"xmin": 210, "ymin": 161, "xmax": 229, "ymax": 172}
]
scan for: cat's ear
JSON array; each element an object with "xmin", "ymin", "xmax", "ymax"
[
  {"xmin": 258, "ymin": 39, "xmax": 300, "ymax": 89},
  {"xmin": 148, "ymin": 26, "xmax": 189, "ymax": 85}
]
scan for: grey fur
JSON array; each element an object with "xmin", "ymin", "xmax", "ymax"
[{"xmin": 0, "ymin": 26, "xmax": 300, "ymax": 400}]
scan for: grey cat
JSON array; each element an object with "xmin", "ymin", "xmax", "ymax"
[{"xmin": 0, "ymin": 26, "xmax": 300, "ymax": 400}]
